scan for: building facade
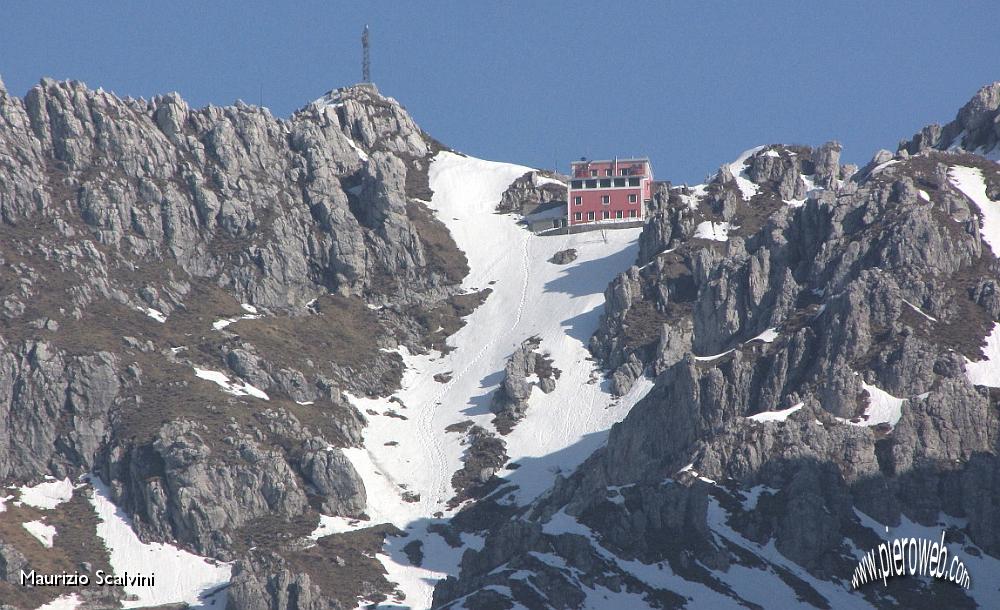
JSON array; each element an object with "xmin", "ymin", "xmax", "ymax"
[{"xmin": 567, "ymin": 158, "xmax": 653, "ymax": 226}]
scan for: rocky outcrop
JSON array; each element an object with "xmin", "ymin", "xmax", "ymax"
[
  {"xmin": 96, "ymin": 406, "xmax": 368, "ymax": 558},
  {"xmin": 449, "ymin": 425, "xmax": 508, "ymax": 506},
  {"xmin": 0, "ymin": 342, "xmax": 119, "ymax": 481},
  {"xmin": 491, "ymin": 337, "xmax": 558, "ymax": 434},
  {"xmin": 227, "ymin": 551, "xmax": 341, "ymax": 610},
  {"xmin": 900, "ymin": 81, "xmax": 1000, "ymax": 156},
  {"xmin": 549, "ymin": 248, "xmax": 577, "ymax": 265},
  {"xmin": 497, "ymin": 171, "xmax": 567, "ymax": 215},
  {"xmin": 0, "ymin": 543, "xmax": 27, "ymax": 583}
]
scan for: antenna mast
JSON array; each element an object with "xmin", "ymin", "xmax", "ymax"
[{"xmin": 362, "ymin": 25, "xmax": 371, "ymax": 83}]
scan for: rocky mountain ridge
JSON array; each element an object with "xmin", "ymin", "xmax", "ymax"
[
  {"xmin": 2, "ymin": 73, "xmax": 1000, "ymax": 610},
  {"xmin": 434, "ymin": 83, "xmax": 1000, "ymax": 609},
  {"xmin": 0, "ymin": 77, "xmax": 469, "ymax": 609}
]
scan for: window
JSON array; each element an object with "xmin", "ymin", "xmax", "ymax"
[
  {"xmin": 571, "ymin": 180, "xmax": 583, "ymax": 189},
  {"xmin": 616, "ymin": 210, "xmax": 623, "ymax": 219},
  {"xmin": 574, "ymin": 196, "xmax": 582, "ymax": 206},
  {"xmin": 599, "ymin": 179, "xmax": 611, "ymax": 188},
  {"xmin": 587, "ymin": 211, "xmax": 595, "ymax": 221},
  {"xmin": 620, "ymin": 168, "xmax": 630, "ymax": 176},
  {"xmin": 603, "ymin": 210, "xmax": 610, "ymax": 219},
  {"xmin": 629, "ymin": 210, "xmax": 637, "ymax": 218},
  {"xmin": 590, "ymin": 169, "xmax": 598, "ymax": 177},
  {"xmin": 604, "ymin": 169, "xmax": 612, "ymax": 176},
  {"xmin": 614, "ymin": 178, "xmax": 626, "ymax": 187},
  {"xmin": 585, "ymin": 179, "xmax": 597, "ymax": 189},
  {"xmin": 574, "ymin": 212, "xmax": 582, "ymax": 221},
  {"xmin": 628, "ymin": 177, "xmax": 641, "ymax": 187},
  {"xmin": 628, "ymin": 193, "xmax": 637, "ymax": 203},
  {"xmin": 601, "ymin": 195, "xmax": 610, "ymax": 204}
]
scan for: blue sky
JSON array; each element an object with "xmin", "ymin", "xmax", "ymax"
[{"xmin": 2, "ymin": 2, "xmax": 998, "ymax": 183}]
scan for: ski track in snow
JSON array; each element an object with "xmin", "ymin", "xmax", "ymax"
[{"xmin": 316, "ymin": 151, "xmax": 654, "ymax": 608}]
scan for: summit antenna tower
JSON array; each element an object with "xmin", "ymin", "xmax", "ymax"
[{"xmin": 362, "ymin": 25, "xmax": 371, "ymax": 83}]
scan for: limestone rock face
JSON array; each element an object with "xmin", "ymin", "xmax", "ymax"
[
  {"xmin": 0, "ymin": 342, "xmax": 118, "ymax": 481},
  {"xmin": 227, "ymin": 551, "xmax": 339, "ymax": 610},
  {"xmin": 0, "ymin": 77, "xmax": 463, "ymax": 609},
  {"xmin": 0, "ymin": 79, "xmax": 450, "ymax": 312},
  {"xmin": 0, "ymin": 543, "xmax": 28, "ymax": 583}
]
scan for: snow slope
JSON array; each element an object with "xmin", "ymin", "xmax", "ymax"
[{"xmin": 313, "ymin": 151, "xmax": 653, "ymax": 608}]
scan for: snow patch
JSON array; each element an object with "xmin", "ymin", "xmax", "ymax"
[
  {"xmin": 871, "ymin": 159, "xmax": 899, "ymax": 173},
  {"xmin": 138, "ymin": 307, "xmax": 167, "ymax": 323},
  {"xmin": 693, "ymin": 221, "xmax": 732, "ymax": 242},
  {"xmin": 343, "ymin": 135, "xmax": 369, "ymax": 162},
  {"xmin": 749, "ymin": 327, "xmax": 779, "ymax": 343},
  {"xmin": 193, "ymin": 367, "xmax": 269, "ymax": 400},
  {"xmin": 694, "ymin": 349, "xmax": 734, "ymax": 362},
  {"xmin": 679, "ymin": 184, "xmax": 708, "ymax": 210},
  {"xmin": 17, "ymin": 478, "xmax": 75, "ymax": 510},
  {"xmin": 725, "ymin": 146, "xmax": 765, "ymax": 200},
  {"xmin": 851, "ymin": 381, "xmax": 904, "ymax": 427},
  {"xmin": 949, "ymin": 165, "xmax": 1000, "ymax": 255},
  {"xmin": 675, "ymin": 462, "xmax": 716, "ymax": 484},
  {"xmin": 965, "ymin": 321, "xmax": 1000, "ymax": 388},
  {"xmin": 22, "ymin": 519, "xmax": 57, "ymax": 547},
  {"xmin": 533, "ymin": 174, "xmax": 566, "ymax": 188},
  {"xmin": 902, "ymin": 299, "xmax": 937, "ymax": 322},
  {"xmin": 741, "ymin": 485, "xmax": 778, "ymax": 511},
  {"xmin": 211, "ymin": 307, "xmax": 263, "ymax": 331},
  {"xmin": 747, "ymin": 402, "xmax": 804, "ymax": 423}
]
